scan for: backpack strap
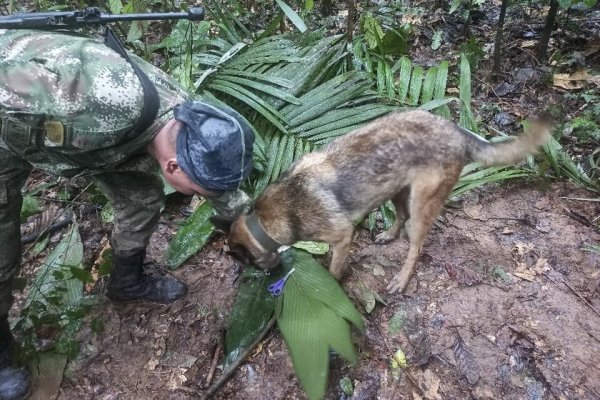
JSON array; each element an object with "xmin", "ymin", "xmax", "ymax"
[{"xmin": 103, "ymin": 27, "xmax": 160, "ymax": 135}]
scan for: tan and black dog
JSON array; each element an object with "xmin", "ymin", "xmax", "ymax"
[{"xmin": 211, "ymin": 110, "xmax": 551, "ymax": 293}]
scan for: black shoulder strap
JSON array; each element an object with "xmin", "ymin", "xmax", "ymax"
[{"xmin": 103, "ymin": 27, "xmax": 160, "ymax": 135}]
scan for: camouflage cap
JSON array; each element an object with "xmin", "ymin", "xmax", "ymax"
[{"xmin": 174, "ymin": 101, "xmax": 254, "ymax": 192}]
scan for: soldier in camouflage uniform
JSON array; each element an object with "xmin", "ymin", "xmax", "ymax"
[{"xmin": 0, "ymin": 29, "xmax": 254, "ymax": 400}]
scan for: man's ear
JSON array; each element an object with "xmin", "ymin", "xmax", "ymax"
[
  {"xmin": 165, "ymin": 158, "xmax": 180, "ymax": 175},
  {"xmin": 209, "ymin": 215, "xmax": 235, "ymax": 233}
]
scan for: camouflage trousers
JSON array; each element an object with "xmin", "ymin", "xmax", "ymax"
[{"xmin": 0, "ymin": 147, "xmax": 165, "ymax": 316}]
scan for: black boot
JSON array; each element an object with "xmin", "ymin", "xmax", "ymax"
[
  {"xmin": 106, "ymin": 250, "xmax": 187, "ymax": 304},
  {"xmin": 0, "ymin": 316, "xmax": 31, "ymax": 400}
]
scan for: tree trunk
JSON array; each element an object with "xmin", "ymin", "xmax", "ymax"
[
  {"xmin": 321, "ymin": 0, "xmax": 333, "ymax": 17},
  {"xmin": 346, "ymin": 0, "xmax": 356, "ymax": 70},
  {"xmin": 492, "ymin": 0, "xmax": 510, "ymax": 77},
  {"xmin": 537, "ymin": 0, "xmax": 559, "ymax": 62}
]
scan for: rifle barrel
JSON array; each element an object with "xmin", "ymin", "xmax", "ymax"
[{"xmin": 0, "ymin": 7, "xmax": 204, "ymax": 29}]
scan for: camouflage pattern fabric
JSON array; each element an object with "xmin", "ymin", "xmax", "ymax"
[
  {"xmin": 0, "ymin": 29, "xmax": 190, "ymax": 176},
  {"xmin": 0, "ymin": 29, "xmax": 190, "ymax": 314}
]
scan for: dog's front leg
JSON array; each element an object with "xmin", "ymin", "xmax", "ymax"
[{"xmin": 328, "ymin": 232, "xmax": 354, "ymax": 280}]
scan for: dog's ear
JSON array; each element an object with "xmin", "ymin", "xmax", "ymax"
[{"xmin": 209, "ymin": 215, "xmax": 235, "ymax": 233}]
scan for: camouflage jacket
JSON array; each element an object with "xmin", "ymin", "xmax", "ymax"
[{"xmin": 0, "ymin": 29, "xmax": 190, "ymax": 177}]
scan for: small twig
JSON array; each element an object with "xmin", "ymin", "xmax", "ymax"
[
  {"xmin": 204, "ymin": 332, "xmax": 224, "ymax": 388},
  {"xmin": 37, "ymin": 196, "xmax": 96, "ymax": 207},
  {"xmin": 546, "ymin": 271, "xmax": 600, "ymax": 319},
  {"xmin": 198, "ymin": 317, "xmax": 276, "ymax": 400},
  {"xmin": 559, "ymin": 197, "xmax": 600, "ymax": 203},
  {"xmin": 561, "ymin": 206, "xmax": 600, "ymax": 234}
]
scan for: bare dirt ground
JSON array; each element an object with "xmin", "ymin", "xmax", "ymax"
[{"xmin": 50, "ymin": 180, "xmax": 600, "ymax": 400}]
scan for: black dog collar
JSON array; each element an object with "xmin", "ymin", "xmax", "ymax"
[{"xmin": 245, "ymin": 213, "xmax": 281, "ymax": 253}]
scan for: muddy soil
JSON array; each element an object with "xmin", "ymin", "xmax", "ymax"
[{"xmin": 47, "ymin": 180, "xmax": 600, "ymax": 400}]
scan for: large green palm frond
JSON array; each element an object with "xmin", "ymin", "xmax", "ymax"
[{"xmin": 187, "ymin": 23, "xmax": 395, "ymax": 195}]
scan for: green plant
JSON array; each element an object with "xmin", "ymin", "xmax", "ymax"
[
  {"xmin": 13, "ymin": 222, "xmax": 97, "ymax": 361},
  {"xmin": 223, "ymin": 249, "xmax": 364, "ymax": 400},
  {"xmin": 570, "ymin": 117, "xmax": 600, "ymax": 142}
]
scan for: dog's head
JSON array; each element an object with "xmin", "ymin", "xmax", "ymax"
[{"xmin": 210, "ymin": 215, "xmax": 281, "ymax": 272}]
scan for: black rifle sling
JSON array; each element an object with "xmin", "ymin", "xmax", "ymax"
[{"xmin": 103, "ymin": 27, "xmax": 160, "ymax": 135}]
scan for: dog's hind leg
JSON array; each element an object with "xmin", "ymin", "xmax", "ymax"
[
  {"xmin": 375, "ymin": 186, "xmax": 411, "ymax": 244},
  {"xmin": 387, "ymin": 170, "xmax": 459, "ymax": 294}
]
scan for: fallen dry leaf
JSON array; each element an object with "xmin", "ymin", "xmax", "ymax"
[
  {"xmin": 167, "ymin": 369, "xmax": 188, "ymax": 390},
  {"xmin": 420, "ymin": 369, "xmax": 442, "ymax": 400},
  {"xmin": 521, "ymin": 40, "xmax": 536, "ymax": 48},
  {"xmin": 513, "ymin": 271, "xmax": 536, "ymax": 282},
  {"xmin": 583, "ymin": 39, "xmax": 600, "ymax": 56},
  {"xmin": 146, "ymin": 359, "xmax": 159, "ymax": 371},
  {"xmin": 553, "ymin": 70, "xmax": 600, "ymax": 90}
]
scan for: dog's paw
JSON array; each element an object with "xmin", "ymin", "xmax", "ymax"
[
  {"xmin": 387, "ymin": 277, "xmax": 408, "ymax": 294},
  {"xmin": 374, "ymin": 231, "xmax": 396, "ymax": 245}
]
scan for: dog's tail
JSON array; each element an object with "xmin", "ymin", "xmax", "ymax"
[{"xmin": 462, "ymin": 116, "xmax": 552, "ymax": 167}]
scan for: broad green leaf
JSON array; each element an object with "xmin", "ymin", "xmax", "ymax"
[
  {"xmin": 388, "ymin": 308, "xmax": 406, "ymax": 335},
  {"xmin": 280, "ymin": 249, "xmax": 364, "ymax": 330},
  {"xmin": 453, "ymin": 166, "xmax": 533, "ymax": 197},
  {"xmin": 28, "ymin": 236, "xmax": 49, "ymax": 258},
  {"xmin": 278, "ymin": 281, "xmax": 329, "ymax": 400},
  {"xmin": 208, "ymin": 81, "xmax": 289, "ymax": 131},
  {"xmin": 218, "ymin": 70, "xmax": 293, "ymax": 89},
  {"xmin": 166, "ymin": 201, "xmax": 216, "ymax": 269},
  {"xmin": 397, "ymin": 56, "xmax": 412, "ymax": 103},
  {"xmin": 408, "ymin": 66, "xmax": 424, "ymax": 106},
  {"xmin": 272, "ymin": 134, "xmax": 290, "ymax": 181},
  {"xmin": 381, "ymin": 200, "xmax": 395, "ymax": 230},
  {"xmin": 541, "ymin": 136, "xmax": 596, "ymax": 190},
  {"xmin": 20, "ymin": 195, "xmax": 40, "ymax": 222},
  {"xmin": 379, "ymin": 28, "xmax": 409, "ymax": 56},
  {"xmin": 224, "ymin": 268, "xmax": 280, "ymax": 368},
  {"xmin": 391, "ymin": 348, "xmax": 407, "ymax": 369},
  {"xmin": 255, "ymin": 134, "xmax": 282, "ymax": 193},
  {"xmin": 384, "ymin": 62, "xmax": 395, "ymax": 99},
  {"xmin": 418, "ymin": 97, "xmax": 459, "ymax": 111},
  {"xmin": 275, "ymin": 0, "xmax": 308, "ymax": 32},
  {"xmin": 292, "ymin": 241, "xmax": 329, "ymax": 254},
  {"xmin": 126, "ymin": 21, "xmax": 142, "ymax": 43},
  {"xmin": 362, "ymin": 13, "xmax": 384, "ymax": 49},
  {"xmin": 340, "ymin": 376, "xmax": 353, "ymax": 396},
  {"xmin": 433, "ymin": 60, "xmax": 451, "ymax": 118},
  {"xmin": 280, "ymin": 136, "xmax": 297, "ymax": 175},
  {"xmin": 25, "ymin": 222, "xmax": 84, "ymax": 311},
  {"xmin": 377, "ymin": 60, "xmax": 386, "ymax": 95},
  {"xmin": 459, "ymin": 54, "xmax": 478, "ymax": 131},
  {"xmin": 108, "ymin": 0, "xmax": 122, "ymax": 14},
  {"xmin": 431, "ymin": 29, "xmax": 443, "ymax": 50},
  {"xmin": 215, "ymin": 75, "xmax": 300, "ymax": 104},
  {"xmin": 558, "ymin": 0, "xmax": 572, "ymax": 8},
  {"xmin": 450, "ymin": 0, "xmax": 463, "ymax": 13},
  {"xmin": 100, "ymin": 202, "xmax": 114, "ymax": 224},
  {"xmin": 294, "ymin": 104, "xmax": 395, "ymax": 139},
  {"xmin": 421, "ymin": 66, "xmax": 438, "ymax": 105},
  {"xmin": 277, "ymin": 248, "xmax": 364, "ymax": 400}
]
